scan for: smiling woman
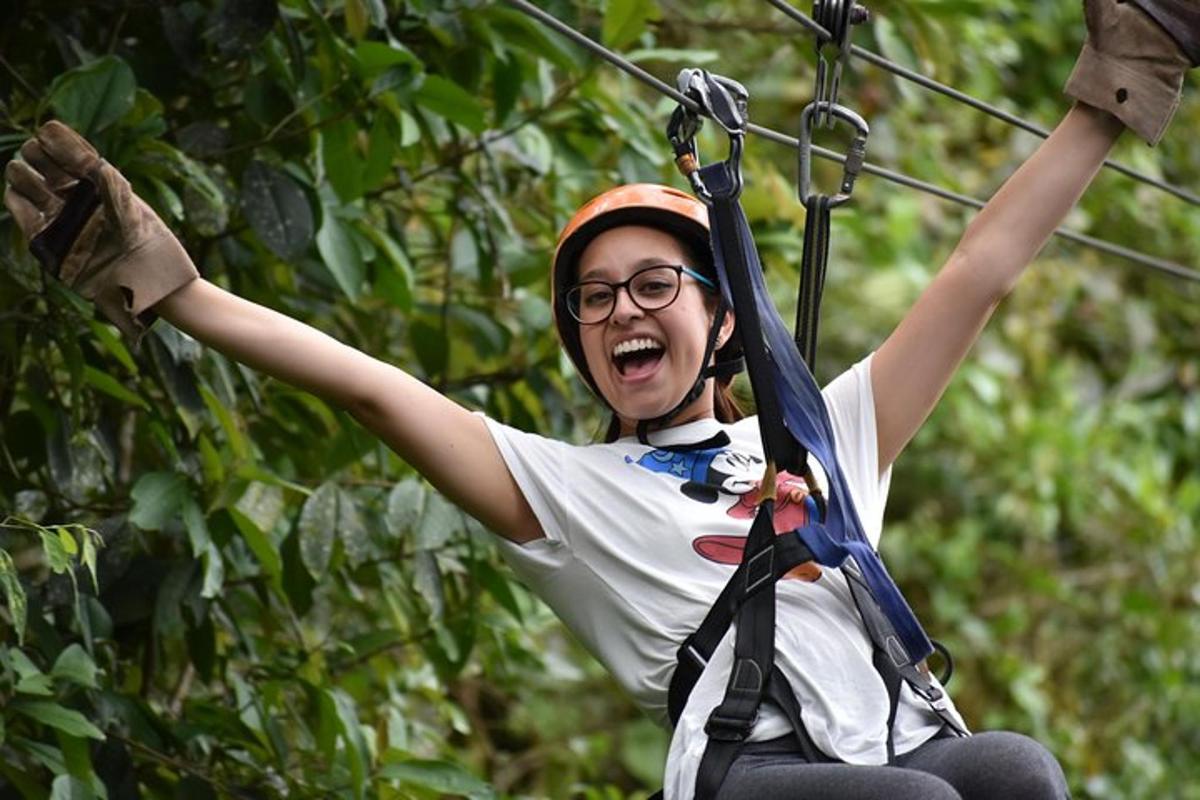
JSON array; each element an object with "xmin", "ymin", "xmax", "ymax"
[{"xmin": 550, "ymin": 184, "xmax": 745, "ymax": 443}]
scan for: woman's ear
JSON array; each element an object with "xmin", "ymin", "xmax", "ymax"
[{"xmin": 717, "ymin": 307, "xmax": 736, "ymax": 349}]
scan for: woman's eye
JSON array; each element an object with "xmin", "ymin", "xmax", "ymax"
[
  {"xmin": 582, "ymin": 287, "xmax": 613, "ymax": 306},
  {"xmin": 638, "ymin": 280, "xmax": 672, "ymax": 295}
]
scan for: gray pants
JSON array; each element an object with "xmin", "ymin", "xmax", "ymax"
[{"xmin": 715, "ymin": 730, "xmax": 1070, "ymax": 799}]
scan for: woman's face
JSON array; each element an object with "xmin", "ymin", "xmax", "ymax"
[{"xmin": 575, "ymin": 225, "xmax": 732, "ymax": 435}]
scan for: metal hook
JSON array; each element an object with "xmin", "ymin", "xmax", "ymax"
[{"xmin": 798, "ymin": 101, "xmax": 870, "ymax": 208}]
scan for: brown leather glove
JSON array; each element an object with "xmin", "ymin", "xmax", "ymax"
[
  {"xmin": 1065, "ymin": 0, "xmax": 1199, "ymax": 145},
  {"xmin": 3, "ymin": 121, "xmax": 198, "ymax": 340}
]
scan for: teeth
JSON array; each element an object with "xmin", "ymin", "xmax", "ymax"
[{"xmin": 612, "ymin": 338, "xmax": 662, "ymax": 358}]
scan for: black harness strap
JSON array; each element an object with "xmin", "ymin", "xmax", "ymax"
[
  {"xmin": 795, "ymin": 193, "xmax": 832, "ymax": 368},
  {"xmin": 842, "ymin": 563, "xmax": 970, "ymax": 740},
  {"xmin": 667, "ymin": 528, "xmax": 816, "ymax": 725},
  {"xmin": 694, "ymin": 498, "xmax": 777, "ymax": 799}
]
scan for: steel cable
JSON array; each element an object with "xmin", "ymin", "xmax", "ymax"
[
  {"xmin": 763, "ymin": 0, "xmax": 1200, "ymax": 207},
  {"xmin": 501, "ymin": 0, "xmax": 1200, "ymax": 282}
]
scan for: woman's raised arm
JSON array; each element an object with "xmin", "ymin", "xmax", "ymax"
[
  {"xmin": 4, "ymin": 122, "xmax": 543, "ymax": 546},
  {"xmin": 871, "ymin": 103, "xmax": 1123, "ymax": 470},
  {"xmin": 155, "ymin": 280, "xmax": 545, "ymax": 545},
  {"xmin": 872, "ymin": 0, "xmax": 1195, "ymax": 471}
]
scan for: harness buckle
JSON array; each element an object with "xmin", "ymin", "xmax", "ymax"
[
  {"xmin": 704, "ymin": 709, "xmax": 759, "ymax": 742},
  {"xmin": 744, "ymin": 544, "xmax": 776, "ymax": 595}
]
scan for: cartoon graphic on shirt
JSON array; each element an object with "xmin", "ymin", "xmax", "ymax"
[
  {"xmin": 627, "ymin": 447, "xmax": 760, "ymax": 503},
  {"xmin": 628, "ymin": 446, "xmax": 823, "ymax": 580}
]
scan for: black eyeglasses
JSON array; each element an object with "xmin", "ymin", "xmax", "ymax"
[{"xmin": 565, "ymin": 264, "xmax": 716, "ymax": 325}]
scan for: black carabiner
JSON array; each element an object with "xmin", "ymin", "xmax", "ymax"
[{"xmin": 797, "ymin": 101, "xmax": 869, "ymax": 208}]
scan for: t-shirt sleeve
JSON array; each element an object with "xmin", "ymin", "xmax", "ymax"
[
  {"xmin": 821, "ymin": 353, "xmax": 892, "ymax": 548},
  {"xmin": 476, "ymin": 413, "xmax": 579, "ymax": 577}
]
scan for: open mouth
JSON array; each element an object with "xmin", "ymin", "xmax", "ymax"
[{"xmin": 612, "ymin": 337, "xmax": 665, "ymax": 379}]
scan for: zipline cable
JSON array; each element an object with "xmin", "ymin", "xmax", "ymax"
[
  {"xmin": 763, "ymin": 0, "xmax": 1200, "ymax": 207},
  {"xmin": 500, "ymin": 0, "xmax": 1200, "ymax": 283}
]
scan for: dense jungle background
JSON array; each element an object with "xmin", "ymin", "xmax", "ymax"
[{"xmin": 2, "ymin": 0, "xmax": 1199, "ymax": 797}]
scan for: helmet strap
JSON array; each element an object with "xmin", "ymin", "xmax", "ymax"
[{"xmin": 636, "ymin": 298, "xmax": 733, "ymax": 445}]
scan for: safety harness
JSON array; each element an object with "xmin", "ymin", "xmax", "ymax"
[{"xmin": 655, "ymin": 12, "xmax": 969, "ymax": 796}]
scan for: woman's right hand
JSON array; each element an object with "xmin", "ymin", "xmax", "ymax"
[{"xmin": 3, "ymin": 121, "xmax": 198, "ymax": 340}]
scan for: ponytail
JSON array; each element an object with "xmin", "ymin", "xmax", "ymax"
[{"xmin": 712, "ymin": 375, "xmax": 745, "ymax": 423}]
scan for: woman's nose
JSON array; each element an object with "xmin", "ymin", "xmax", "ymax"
[{"xmin": 610, "ymin": 285, "xmax": 644, "ymax": 322}]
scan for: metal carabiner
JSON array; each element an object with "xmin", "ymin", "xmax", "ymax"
[
  {"xmin": 667, "ymin": 69, "xmax": 751, "ymax": 200},
  {"xmin": 797, "ymin": 101, "xmax": 870, "ymax": 208}
]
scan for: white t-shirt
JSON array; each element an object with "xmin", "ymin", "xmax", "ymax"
[{"xmin": 481, "ymin": 354, "xmax": 965, "ymax": 800}]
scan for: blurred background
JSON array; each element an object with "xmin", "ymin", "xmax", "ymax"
[{"xmin": 1, "ymin": 0, "xmax": 1198, "ymax": 797}]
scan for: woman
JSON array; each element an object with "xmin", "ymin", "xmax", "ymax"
[{"xmin": 4, "ymin": 1, "xmax": 1194, "ymax": 797}]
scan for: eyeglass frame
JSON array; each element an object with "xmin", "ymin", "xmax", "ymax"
[{"xmin": 564, "ymin": 263, "xmax": 718, "ymax": 325}]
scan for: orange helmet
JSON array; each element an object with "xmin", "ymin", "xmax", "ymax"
[{"xmin": 551, "ymin": 184, "xmax": 715, "ymax": 403}]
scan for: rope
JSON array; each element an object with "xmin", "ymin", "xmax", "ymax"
[
  {"xmin": 763, "ymin": 0, "xmax": 1200, "ymax": 207},
  {"xmin": 500, "ymin": 0, "xmax": 1200, "ymax": 283}
]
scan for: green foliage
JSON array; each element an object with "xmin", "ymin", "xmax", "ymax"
[{"xmin": 1, "ymin": 0, "xmax": 1198, "ymax": 797}]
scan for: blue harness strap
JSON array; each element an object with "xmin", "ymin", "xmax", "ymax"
[{"xmin": 698, "ymin": 160, "xmax": 934, "ymax": 664}]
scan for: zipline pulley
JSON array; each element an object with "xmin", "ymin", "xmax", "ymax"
[{"xmin": 811, "ymin": 0, "xmax": 870, "ymax": 128}]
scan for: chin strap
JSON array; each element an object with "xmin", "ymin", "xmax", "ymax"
[{"xmin": 635, "ymin": 299, "xmax": 741, "ymax": 445}]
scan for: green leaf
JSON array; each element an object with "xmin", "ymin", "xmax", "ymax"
[
  {"xmin": 353, "ymin": 41, "xmax": 419, "ymax": 77},
  {"xmin": 16, "ymin": 672, "xmax": 55, "ymax": 696},
  {"xmin": 359, "ymin": 222, "xmax": 414, "ymax": 311},
  {"xmin": 377, "ymin": 760, "xmax": 495, "ymax": 799},
  {"xmin": 201, "ymin": 542, "xmax": 225, "ymax": 600},
  {"xmin": 491, "ymin": 53, "xmax": 522, "ymax": 126},
  {"xmin": 49, "ymin": 774, "xmax": 96, "ymax": 800},
  {"xmin": 412, "ymin": 549, "xmax": 444, "ymax": 620},
  {"xmin": 86, "ymin": 320, "xmax": 137, "ymax": 373},
  {"xmin": 474, "ymin": 560, "xmax": 523, "ymax": 623},
  {"xmin": 79, "ymin": 528, "xmax": 101, "ymax": 594},
  {"xmin": 13, "ymin": 701, "xmax": 105, "ymax": 740},
  {"xmin": 128, "ymin": 472, "xmax": 189, "ymax": 531},
  {"xmin": 82, "ymin": 367, "xmax": 148, "ymax": 410},
  {"xmin": 0, "ymin": 551, "xmax": 27, "ymax": 645},
  {"xmin": 182, "ymin": 498, "xmax": 210, "ymax": 557},
  {"xmin": 241, "ymin": 160, "xmax": 315, "ymax": 259},
  {"xmin": 298, "ymin": 482, "xmax": 338, "ymax": 578},
  {"xmin": 200, "ymin": 384, "xmax": 250, "ymax": 461},
  {"xmin": 337, "ymin": 488, "xmax": 370, "ymax": 568},
  {"xmin": 603, "ymin": 0, "xmax": 660, "ymax": 49},
  {"xmin": 344, "ymin": 0, "xmax": 368, "ymax": 39},
  {"xmin": 413, "ymin": 75, "xmax": 486, "ymax": 134},
  {"xmin": 316, "ymin": 208, "xmax": 365, "ymax": 301},
  {"xmin": 385, "ymin": 478, "xmax": 425, "ymax": 537},
  {"xmin": 321, "ymin": 118, "xmax": 365, "ymax": 202},
  {"xmin": 48, "ymin": 55, "xmax": 137, "ymax": 136},
  {"xmin": 416, "ymin": 492, "xmax": 459, "ymax": 551},
  {"xmin": 39, "ymin": 528, "xmax": 71, "ymax": 574},
  {"xmin": 409, "ymin": 317, "xmax": 447, "ymax": 378},
  {"xmin": 327, "ymin": 689, "xmax": 368, "ymax": 799},
  {"xmin": 51, "ymin": 645, "xmax": 99, "ymax": 689},
  {"xmin": 229, "ymin": 508, "xmax": 282, "ymax": 578}
]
